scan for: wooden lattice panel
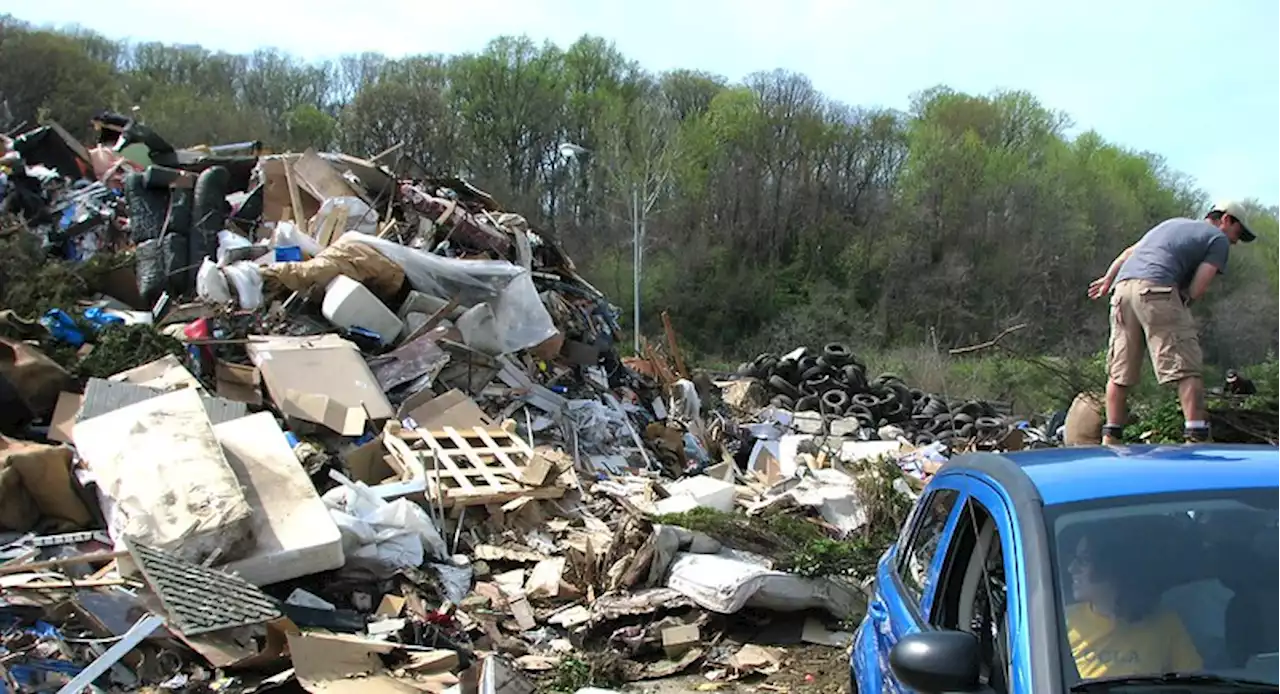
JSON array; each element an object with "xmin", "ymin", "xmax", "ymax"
[{"xmin": 417, "ymin": 426, "xmax": 565, "ymax": 508}]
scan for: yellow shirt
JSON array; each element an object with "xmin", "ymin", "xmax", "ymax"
[{"xmin": 1066, "ymin": 602, "xmax": 1203, "ymax": 679}]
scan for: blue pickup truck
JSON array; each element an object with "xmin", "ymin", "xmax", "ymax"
[{"xmin": 850, "ymin": 444, "xmax": 1279, "ymax": 693}]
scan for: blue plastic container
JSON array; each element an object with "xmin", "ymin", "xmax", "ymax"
[{"xmin": 275, "ymin": 246, "xmax": 303, "ymax": 262}]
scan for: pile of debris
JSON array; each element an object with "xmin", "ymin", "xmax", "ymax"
[
  {"xmin": 732, "ymin": 345, "xmax": 1043, "ymax": 450},
  {"xmin": 0, "ymin": 114, "xmax": 1052, "ymax": 693}
]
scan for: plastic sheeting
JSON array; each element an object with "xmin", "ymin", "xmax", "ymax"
[
  {"xmin": 322, "ymin": 473, "xmax": 447, "ymax": 578},
  {"xmin": 196, "ymin": 259, "xmax": 232, "ymax": 304},
  {"xmin": 196, "ymin": 257, "xmax": 263, "ymax": 311},
  {"xmin": 345, "ymin": 233, "xmax": 558, "ymax": 355}
]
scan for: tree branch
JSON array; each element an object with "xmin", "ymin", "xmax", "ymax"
[{"xmin": 948, "ymin": 323, "xmax": 1028, "ymax": 355}]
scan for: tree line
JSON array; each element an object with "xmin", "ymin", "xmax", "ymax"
[{"xmin": 1, "ymin": 16, "xmax": 1276, "ymax": 368}]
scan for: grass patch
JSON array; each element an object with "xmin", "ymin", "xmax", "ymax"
[
  {"xmin": 76, "ymin": 323, "xmax": 186, "ymax": 379},
  {"xmin": 657, "ymin": 456, "xmax": 913, "ymax": 580},
  {"xmin": 548, "ymin": 654, "xmax": 627, "ymax": 692}
]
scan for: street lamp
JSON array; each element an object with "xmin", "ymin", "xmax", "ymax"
[{"xmin": 558, "ymin": 142, "xmax": 643, "ymax": 357}]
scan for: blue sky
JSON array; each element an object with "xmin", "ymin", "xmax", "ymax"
[{"xmin": 7, "ymin": 0, "xmax": 1278, "ymax": 205}]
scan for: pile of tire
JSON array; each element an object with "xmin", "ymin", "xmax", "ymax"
[{"xmin": 737, "ymin": 343, "xmax": 1010, "ymax": 445}]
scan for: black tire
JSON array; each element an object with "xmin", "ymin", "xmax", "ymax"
[
  {"xmin": 796, "ymin": 395, "xmax": 821, "ymax": 412},
  {"xmin": 768, "ymin": 375, "xmax": 801, "ymax": 399},
  {"xmin": 803, "ymin": 374, "xmax": 836, "ymax": 395},
  {"xmin": 953, "ymin": 413, "xmax": 974, "ymax": 426},
  {"xmin": 922, "ymin": 398, "xmax": 947, "ymax": 417},
  {"xmin": 737, "ymin": 362, "xmax": 755, "ymax": 377},
  {"xmin": 799, "ymin": 355, "xmax": 819, "ymax": 373},
  {"xmin": 891, "ymin": 384, "xmax": 913, "ymax": 410},
  {"xmin": 771, "ymin": 395, "xmax": 796, "ymax": 410},
  {"xmin": 976, "ymin": 416, "xmax": 1004, "ymax": 431},
  {"xmin": 774, "ymin": 360, "xmax": 799, "ymax": 383},
  {"xmin": 882, "ymin": 402, "xmax": 907, "ymax": 422},
  {"xmin": 801, "ymin": 364, "xmax": 831, "ymax": 382},
  {"xmin": 848, "ymin": 404, "xmax": 873, "ymax": 421},
  {"xmin": 876, "ymin": 372, "xmax": 903, "ymax": 385},
  {"xmin": 957, "ymin": 423, "xmax": 975, "ymax": 439},
  {"xmin": 914, "ymin": 432, "xmax": 936, "ymax": 445},
  {"xmin": 823, "ymin": 342, "xmax": 853, "ymax": 366},
  {"xmin": 821, "ymin": 389, "xmax": 850, "ymax": 412},
  {"xmin": 842, "ymin": 364, "xmax": 868, "ymax": 391},
  {"xmin": 760, "ymin": 356, "xmax": 780, "ymax": 378},
  {"xmin": 852, "ymin": 393, "xmax": 881, "ymax": 410},
  {"xmin": 960, "ymin": 401, "xmax": 984, "ymax": 418}
]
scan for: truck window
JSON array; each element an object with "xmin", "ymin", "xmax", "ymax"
[
  {"xmin": 933, "ymin": 500, "xmax": 1010, "ymax": 694},
  {"xmin": 896, "ymin": 488, "xmax": 960, "ymax": 606}
]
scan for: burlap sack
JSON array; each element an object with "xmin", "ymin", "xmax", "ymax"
[
  {"xmin": 1064, "ymin": 392, "xmax": 1104, "ymax": 446},
  {"xmin": 261, "ymin": 234, "xmax": 404, "ymax": 301}
]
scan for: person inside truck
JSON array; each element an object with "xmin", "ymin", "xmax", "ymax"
[{"xmin": 1064, "ymin": 528, "xmax": 1203, "ymax": 678}]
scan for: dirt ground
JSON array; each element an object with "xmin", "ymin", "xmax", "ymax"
[{"xmin": 632, "ymin": 644, "xmax": 851, "ymax": 694}]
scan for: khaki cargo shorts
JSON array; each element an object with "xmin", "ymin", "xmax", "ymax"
[{"xmin": 1107, "ymin": 279, "xmax": 1203, "ymax": 386}]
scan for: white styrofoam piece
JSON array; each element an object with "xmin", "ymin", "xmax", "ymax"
[
  {"xmin": 214, "ymin": 413, "xmax": 345, "ymax": 585},
  {"xmin": 322, "ymin": 274, "xmax": 404, "ymax": 344},
  {"xmin": 665, "ymin": 475, "xmax": 736, "ymax": 513}
]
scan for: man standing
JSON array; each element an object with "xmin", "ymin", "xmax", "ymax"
[{"xmin": 1088, "ymin": 201, "xmax": 1256, "ymax": 444}]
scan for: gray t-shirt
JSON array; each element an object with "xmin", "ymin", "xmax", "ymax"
[{"xmin": 1115, "ymin": 218, "xmax": 1230, "ymax": 290}]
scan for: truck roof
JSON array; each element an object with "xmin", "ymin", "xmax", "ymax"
[{"xmin": 998, "ymin": 444, "xmax": 1279, "ymax": 506}]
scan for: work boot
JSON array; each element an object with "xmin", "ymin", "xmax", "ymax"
[
  {"xmin": 1184, "ymin": 427, "xmax": 1211, "ymax": 444},
  {"xmin": 1101, "ymin": 424, "xmax": 1124, "ymax": 446}
]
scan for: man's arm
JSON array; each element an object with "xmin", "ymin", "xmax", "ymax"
[
  {"xmin": 1088, "ymin": 245, "xmax": 1136, "ymax": 299},
  {"xmin": 1186, "ymin": 261, "xmax": 1220, "ymax": 302}
]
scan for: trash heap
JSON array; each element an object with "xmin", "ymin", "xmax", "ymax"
[{"xmin": 0, "ymin": 116, "xmax": 1055, "ymax": 693}]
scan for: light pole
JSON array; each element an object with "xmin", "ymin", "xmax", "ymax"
[{"xmin": 558, "ymin": 142, "xmax": 643, "ymax": 356}]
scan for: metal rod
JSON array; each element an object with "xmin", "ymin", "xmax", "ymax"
[{"xmin": 631, "ymin": 186, "xmax": 641, "ymax": 356}]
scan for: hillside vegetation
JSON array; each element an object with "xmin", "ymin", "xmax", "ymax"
[{"xmin": 2, "ymin": 17, "xmax": 1275, "ymax": 391}]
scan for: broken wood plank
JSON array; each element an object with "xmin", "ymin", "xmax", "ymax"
[
  {"xmin": 0, "ymin": 550, "xmax": 128, "ymax": 576},
  {"xmin": 282, "ymin": 160, "xmax": 308, "ymax": 232}
]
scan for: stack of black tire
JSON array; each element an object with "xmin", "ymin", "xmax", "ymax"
[{"xmin": 737, "ymin": 343, "xmax": 1010, "ymax": 445}]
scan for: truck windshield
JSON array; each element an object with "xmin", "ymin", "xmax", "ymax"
[{"xmin": 1044, "ymin": 487, "xmax": 1279, "ymax": 689}]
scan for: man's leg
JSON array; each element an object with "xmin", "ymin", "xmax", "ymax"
[
  {"xmin": 1103, "ymin": 380, "xmax": 1128, "ymax": 445},
  {"xmin": 1104, "ymin": 282, "xmax": 1143, "ymax": 445},
  {"xmin": 1136, "ymin": 284, "xmax": 1209, "ymax": 442},
  {"xmin": 1177, "ymin": 377, "xmax": 1209, "ymax": 441}
]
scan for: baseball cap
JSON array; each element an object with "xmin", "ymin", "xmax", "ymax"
[{"xmin": 1210, "ymin": 200, "xmax": 1256, "ymax": 242}]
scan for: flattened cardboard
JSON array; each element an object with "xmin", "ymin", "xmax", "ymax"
[
  {"xmin": 401, "ymin": 389, "xmax": 490, "ymax": 430},
  {"xmin": 108, "ymin": 355, "xmax": 201, "ymax": 392},
  {"xmin": 341, "ymin": 435, "xmax": 396, "ymax": 486},
  {"xmin": 215, "ymin": 361, "xmax": 262, "ymax": 406},
  {"xmin": 288, "ymin": 631, "xmax": 417, "ymax": 694},
  {"xmin": 247, "ymin": 335, "xmax": 393, "ymax": 434},
  {"xmin": 48, "ymin": 391, "xmax": 84, "ymax": 444},
  {"xmin": 283, "ymin": 390, "xmax": 368, "ymax": 437}
]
